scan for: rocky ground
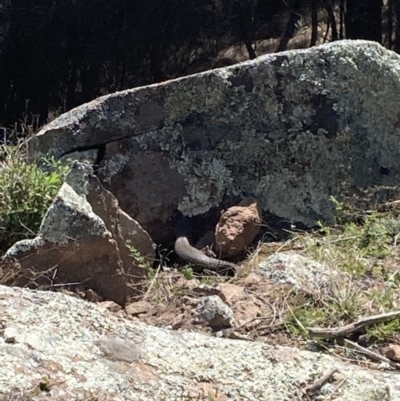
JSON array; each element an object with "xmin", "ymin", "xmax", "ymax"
[{"xmin": 3, "ymin": 186, "xmax": 400, "ymax": 401}]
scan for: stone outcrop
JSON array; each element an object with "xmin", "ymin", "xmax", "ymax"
[
  {"xmin": 2, "ymin": 162, "xmax": 155, "ymax": 306},
  {"xmin": 1, "ymin": 284, "xmax": 400, "ymax": 401},
  {"xmin": 28, "ymin": 40, "xmax": 400, "ymax": 242}
]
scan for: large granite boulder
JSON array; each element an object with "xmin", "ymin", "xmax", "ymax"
[{"xmin": 28, "ymin": 40, "xmax": 400, "ymax": 242}]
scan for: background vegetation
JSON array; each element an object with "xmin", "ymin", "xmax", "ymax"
[{"xmin": 0, "ymin": 0, "xmax": 393, "ymax": 131}]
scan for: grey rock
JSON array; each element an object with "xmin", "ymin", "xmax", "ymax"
[
  {"xmin": 28, "ymin": 40, "xmax": 400, "ymax": 241},
  {"xmin": 0, "ymin": 284, "xmax": 399, "ymax": 400},
  {"xmin": 59, "ymin": 148, "xmax": 99, "ymax": 166},
  {"xmin": 258, "ymin": 252, "xmax": 344, "ymax": 295},
  {"xmin": 94, "ymin": 336, "xmax": 141, "ymax": 363},
  {"xmin": 3, "ymin": 325, "xmax": 18, "ymax": 344},
  {"xmin": 40, "ymin": 181, "xmax": 108, "ymax": 245},
  {"xmin": 196, "ymin": 295, "xmax": 235, "ymax": 328}
]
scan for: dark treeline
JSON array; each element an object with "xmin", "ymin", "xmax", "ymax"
[{"xmin": 0, "ymin": 0, "xmax": 395, "ymax": 129}]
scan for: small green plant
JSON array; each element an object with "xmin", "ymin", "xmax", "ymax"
[
  {"xmin": 366, "ymin": 319, "xmax": 400, "ymax": 341},
  {"xmin": 325, "ymin": 288, "xmax": 364, "ymax": 321},
  {"xmin": 349, "ymin": 212, "xmax": 390, "ymax": 259},
  {"xmin": 0, "ymin": 144, "xmax": 69, "ymax": 253},
  {"xmin": 287, "ymin": 306, "xmax": 325, "ymax": 337},
  {"xmin": 330, "ymin": 195, "xmax": 352, "ymax": 225},
  {"xmin": 200, "ymin": 276, "xmax": 215, "ymax": 285},
  {"xmin": 181, "ymin": 265, "xmax": 194, "ymax": 280},
  {"xmin": 125, "ymin": 241, "xmax": 152, "ymax": 271}
]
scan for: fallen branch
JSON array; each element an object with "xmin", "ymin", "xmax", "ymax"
[
  {"xmin": 307, "ymin": 310, "xmax": 400, "ymax": 339},
  {"xmin": 344, "ymin": 339, "xmax": 400, "ymax": 370},
  {"xmin": 302, "ymin": 368, "xmax": 338, "ymax": 395}
]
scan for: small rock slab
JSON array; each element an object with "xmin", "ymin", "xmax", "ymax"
[
  {"xmin": 258, "ymin": 252, "xmax": 342, "ymax": 295},
  {"xmin": 1, "ymin": 161, "xmax": 155, "ymax": 306},
  {"xmin": 196, "ymin": 295, "xmax": 235, "ymax": 328}
]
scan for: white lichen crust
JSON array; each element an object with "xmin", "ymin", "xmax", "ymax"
[{"xmin": 0, "ymin": 284, "xmax": 399, "ymax": 400}]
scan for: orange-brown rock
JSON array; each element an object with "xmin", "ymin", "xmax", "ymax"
[
  {"xmin": 382, "ymin": 344, "xmax": 400, "ymax": 362},
  {"xmin": 216, "ymin": 282, "xmax": 262, "ymax": 326},
  {"xmin": 215, "ymin": 283, "xmax": 245, "ymax": 305},
  {"xmin": 215, "ymin": 197, "xmax": 262, "ymax": 258}
]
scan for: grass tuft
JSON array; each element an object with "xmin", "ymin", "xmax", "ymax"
[{"xmin": 0, "ymin": 142, "xmax": 69, "ymax": 253}]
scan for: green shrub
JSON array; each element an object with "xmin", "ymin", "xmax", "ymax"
[{"xmin": 0, "ymin": 143, "xmax": 69, "ymax": 253}]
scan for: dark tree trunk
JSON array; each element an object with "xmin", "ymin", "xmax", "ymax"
[
  {"xmin": 345, "ymin": 0, "xmax": 383, "ymax": 43},
  {"xmin": 119, "ymin": 62, "xmax": 126, "ymax": 91},
  {"xmin": 150, "ymin": 48, "xmax": 165, "ymax": 83},
  {"xmin": 277, "ymin": 11, "xmax": 300, "ymax": 51},
  {"xmin": 232, "ymin": 1, "xmax": 257, "ymax": 60},
  {"xmin": 66, "ymin": 64, "xmax": 78, "ymax": 111},
  {"xmin": 244, "ymin": 40, "xmax": 257, "ymax": 59},
  {"xmin": 387, "ymin": 0, "xmax": 393, "ymax": 48},
  {"xmin": 236, "ymin": 13, "xmax": 257, "ymax": 59},
  {"xmin": 239, "ymin": 17, "xmax": 257, "ymax": 60},
  {"xmin": 310, "ymin": 0, "xmax": 318, "ymax": 46},
  {"xmin": 394, "ymin": 0, "xmax": 400, "ymax": 51},
  {"xmin": 327, "ymin": 2, "xmax": 339, "ymax": 41},
  {"xmin": 340, "ymin": 0, "xmax": 345, "ymax": 38}
]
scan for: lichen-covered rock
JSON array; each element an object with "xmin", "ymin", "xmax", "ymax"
[
  {"xmin": 196, "ymin": 295, "xmax": 235, "ymax": 328},
  {"xmin": 1, "ymin": 284, "xmax": 400, "ymax": 400},
  {"xmin": 29, "ymin": 40, "xmax": 400, "ymax": 241},
  {"xmin": 215, "ymin": 197, "xmax": 262, "ymax": 258},
  {"xmin": 258, "ymin": 252, "xmax": 342, "ymax": 295},
  {"xmin": 2, "ymin": 162, "xmax": 155, "ymax": 305}
]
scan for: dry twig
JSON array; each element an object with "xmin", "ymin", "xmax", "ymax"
[
  {"xmin": 344, "ymin": 339, "xmax": 400, "ymax": 370},
  {"xmin": 302, "ymin": 368, "xmax": 338, "ymax": 395},
  {"xmin": 308, "ymin": 310, "xmax": 400, "ymax": 339}
]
